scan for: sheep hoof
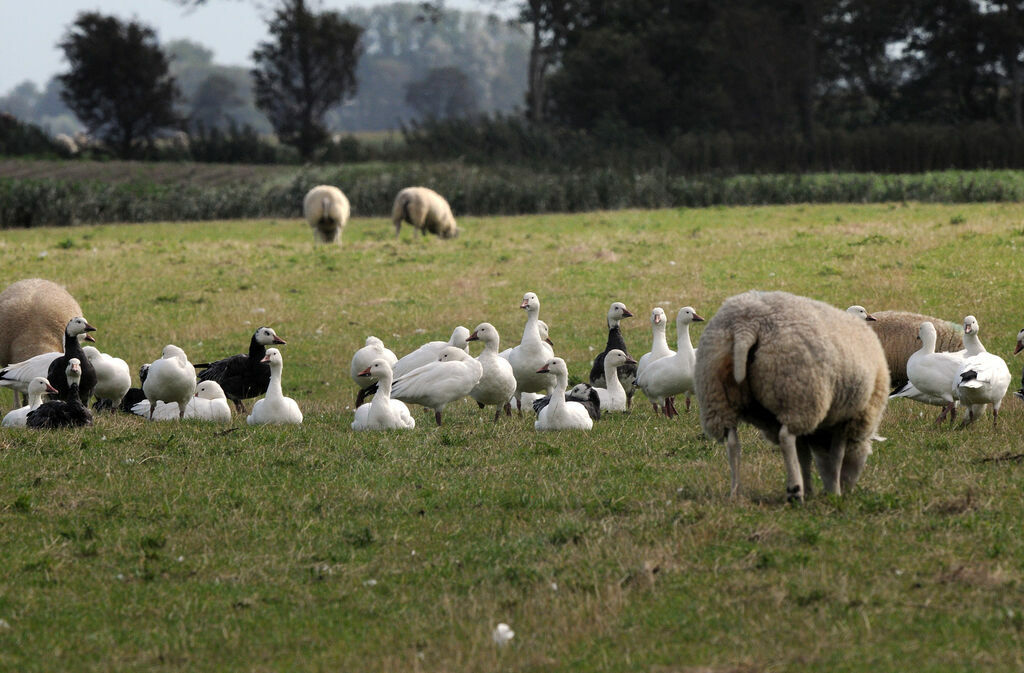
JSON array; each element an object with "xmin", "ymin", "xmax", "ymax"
[{"xmin": 786, "ymin": 485, "xmax": 804, "ymax": 503}]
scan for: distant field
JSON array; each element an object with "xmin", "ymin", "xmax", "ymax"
[
  {"xmin": 0, "ymin": 158, "xmax": 297, "ymax": 186},
  {"xmin": 0, "ymin": 204, "xmax": 1023, "ymax": 672}
]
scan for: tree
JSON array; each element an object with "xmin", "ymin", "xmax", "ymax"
[
  {"xmin": 251, "ymin": 0, "xmax": 363, "ymax": 160},
  {"xmin": 405, "ymin": 66, "xmax": 481, "ymax": 119},
  {"xmin": 58, "ymin": 12, "xmax": 180, "ymax": 158},
  {"xmin": 191, "ymin": 74, "xmax": 247, "ymax": 128}
]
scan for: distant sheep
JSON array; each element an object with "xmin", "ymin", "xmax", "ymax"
[
  {"xmin": 54, "ymin": 133, "xmax": 78, "ymax": 155},
  {"xmin": 303, "ymin": 185, "xmax": 350, "ymax": 244},
  {"xmin": 696, "ymin": 291, "xmax": 889, "ymax": 501},
  {"xmin": 851, "ymin": 309, "xmax": 963, "ymax": 390},
  {"xmin": 391, "ymin": 187, "xmax": 458, "ymax": 239}
]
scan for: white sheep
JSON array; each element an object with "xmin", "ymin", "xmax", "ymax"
[
  {"xmin": 54, "ymin": 133, "xmax": 79, "ymax": 155},
  {"xmin": 696, "ymin": 291, "xmax": 889, "ymax": 502},
  {"xmin": 391, "ymin": 187, "xmax": 458, "ymax": 239},
  {"xmin": 0, "ymin": 279, "xmax": 84, "ymax": 407},
  {"xmin": 303, "ymin": 185, "xmax": 350, "ymax": 244},
  {"xmin": 849, "ymin": 308, "xmax": 962, "ymax": 391}
]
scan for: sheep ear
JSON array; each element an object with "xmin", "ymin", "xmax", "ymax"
[{"xmin": 732, "ymin": 329, "xmax": 758, "ymax": 384}]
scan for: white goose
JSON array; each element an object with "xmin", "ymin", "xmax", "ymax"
[
  {"xmin": 952, "ymin": 317, "xmax": 1011, "ymax": 426},
  {"xmin": 635, "ymin": 307, "xmax": 675, "ymax": 412},
  {"xmin": 143, "ymin": 345, "xmax": 197, "ymax": 420},
  {"xmin": 507, "ymin": 292, "xmax": 555, "ymax": 412},
  {"xmin": 846, "ymin": 305, "xmax": 878, "ymax": 322},
  {"xmin": 500, "ymin": 320, "xmax": 552, "ymax": 360},
  {"xmin": 593, "ymin": 349, "xmax": 637, "ymax": 412},
  {"xmin": 534, "ymin": 357, "xmax": 592, "ymax": 431},
  {"xmin": 350, "ymin": 336, "xmax": 398, "ymax": 405},
  {"xmin": 83, "ymin": 345, "xmax": 131, "ymax": 410},
  {"xmin": 351, "ymin": 359, "xmax": 415, "ymax": 430},
  {"xmin": 391, "ymin": 346, "xmax": 482, "ymax": 426},
  {"xmin": 890, "ymin": 321, "xmax": 966, "ymax": 423},
  {"xmin": 247, "ymin": 348, "xmax": 303, "ymax": 425},
  {"xmin": 2, "ymin": 377, "xmax": 58, "ymax": 427},
  {"xmin": 132, "ymin": 380, "xmax": 232, "ymax": 422},
  {"xmin": 635, "ymin": 306, "xmax": 704, "ymax": 417},
  {"xmin": 466, "ymin": 322, "xmax": 517, "ymax": 422},
  {"xmin": 392, "ymin": 326, "xmax": 471, "ymax": 379}
]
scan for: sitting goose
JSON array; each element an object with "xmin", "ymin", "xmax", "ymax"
[
  {"xmin": 83, "ymin": 345, "xmax": 131, "ymax": 411},
  {"xmin": 533, "ymin": 382, "xmax": 601, "ymax": 421},
  {"xmin": 592, "ymin": 349, "xmax": 637, "ymax": 412},
  {"xmin": 846, "ymin": 305, "xmax": 878, "ymax": 322},
  {"xmin": 27, "ymin": 359, "xmax": 93, "ymax": 429},
  {"xmin": 2, "ymin": 377, "xmax": 58, "ymax": 427},
  {"xmin": 507, "ymin": 292, "xmax": 555, "ymax": 412},
  {"xmin": 350, "ymin": 336, "xmax": 398, "ymax": 406},
  {"xmin": 466, "ymin": 322, "xmax": 517, "ymax": 422},
  {"xmin": 351, "ymin": 359, "xmax": 415, "ymax": 430},
  {"xmin": 247, "ymin": 348, "xmax": 303, "ymax": 425},
  {"xmin": 195, "ymin": 326, "xmax": 286, "ymax": 413},
  {"xmin": 361, "ymin": 327, "xmax": 472, "ymax": 401},
  {"xmin": 1, "ymin": 317, "xmax": 96, "ymax": 405},
  {"xmin": 118, "ymin": 363, "xmax": 150, "ymax": 414},
  {"xmin": 589, "ymin": 302, "xmax": 636, "ymax": 405},
  {"xmin": 391, "ymin": 346, "xmax": 482, "ymax": 426},
  {"xmin": 132, "ymin": 380, "xmax": 232, "ymax": 422},
  {"xmin": 534, "ymin": 358, "xmax": 592, "ymax": 431},
  {"xmin": 890, "ymin": 321, "xmax": 966, "ymax": 424},
  {"xmin": 143, "ymin": 345, "xmax": 197, "ymax": 420},
  {"xmin": 635, "ymin": 306, "xmax": 704, "ymax": 417}
]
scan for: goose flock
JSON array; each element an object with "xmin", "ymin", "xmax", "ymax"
[{"xmin": 1, "ymin": 294, "xmax": 1021, "ymax": 435}]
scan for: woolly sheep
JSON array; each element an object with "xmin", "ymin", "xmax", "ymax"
[
  {"xmin": 391, "ymin": 187, "xmax": 458, "ymax": 239},
  {"xmin": 849, "ymin": 308, "xmax": 963, "ymax": 391},
  {"xmin": 303, "ymin": 185, "xmax": 350, "ymax": 244},
  {"xmin": 0, "ymin": 278, "xmax": 83, "ymax": 368},
  {"xmin": 696, "ymin": 291, "xmax": 889, "ymax": 502}
]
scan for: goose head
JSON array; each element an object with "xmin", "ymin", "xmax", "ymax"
[
  {"xmin": 846, "ymin": 305, "xmax": 877, "ymax": 321},
  {"xmin": 963, "ymin": 315, "xmax": 979, "ymax": 336},
  {"xmin": 650, "ymin": 307, "xmax": 667, "ymax": 327},
  {"xmin": 139, "ymin": 363, "xmax": 150, "ymax": 383},
  {"xmin": 255, "ymin": 326, "xmax": 287, "ymax": 346},
  {"xmin": 537, "ymin": 320, "xmax": 553, "ymax": 346},
  {"xmin": 364, "ymin": 336, "xmax": 385, "ymax": 350},
  {"xmin": 448, "ymin": 326, "xmax": 471, "ymax": 350},
  {"xmin": 438, "ymin": 346, "xmax": 471, "ymax": 363},
  {"xmin": 260, "ymin": 347, "xmax": 284, "ymax": 367},
  {"xmin": 520, "ymin": 292, "xmax": 540, "ymax": 312},
  {"xmin": 195, "ymin": 381, "xmax": 226, "ymax": 400},
  {"xmin": 536, "ymin": 357, "xmax": 568, "ymax": 377},
  {"xmin": 467, "ymin": 322, "xmax": 500, "ymax": 347},
  {"xmin": 1014, "ymin": 328, "xmax": 1023, "ymax": 355},
  {"xmin": 604, "ymin": 349, "xmax": 637, "ymax": 368},
  {"xmin": 65, "ymin": 358, "xmax": 82, "ymax": 385},
  {"xmin": 28, "ymin": 377, "xmax": 59, "ymax": 397},
  {"xmin": 82, "ymin": 345, "xmax": 101, "ymax": 363},
  {"xmin": 607, "ymin": 302, "xmax": 633, "ymax": 328},
  {"xmin": 66, "ymin": 316, "xmax": 97, "ymax": 342},
  {"xmin": 567, "ymin": 383, "xmax": 594, "ymax": 401},
  {"xmin": 677, "ymin": 306, "xmax": 705, "ymax": 325},
  {"xmin": 357, "ymin": 358, "xmax": 394, "ymax": 381},
  {"xmin": 161, "ymin": 344, "xmax": 188, "ymax": 361},
  {"xmin": 917, "ymin": 321, "xmax": 937, "ymax": 348}
]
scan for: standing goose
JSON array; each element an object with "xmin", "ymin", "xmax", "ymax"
[
  {"xmin": 350, "ymin": 336, "xmax": 398, "ymax": 406},
  {"xmin": 952, "ymin": 316, "xmax": 1010, "ymax": 426},
  {"xmin": 534, "ymin": 358, "xmax": 593, "ymax": 431},
  {"xmin": 27, "ymin": 359, "xmax": 93, "ymax": 428},
  {"xmin": 0, "ymin": 323, "xmax": 95, "ymax": 404},
  {"xmin": 132, "ymin": 380, "xmax": 232, "ymax": 422},
  {"xmin": 589, "ymin": 302, "xmax": 636, "ymax": 405},
  {"xmin": 507, "ymin": 292, "xmax": 555, "ymax": 412},
  {"xmin": 391, "ymin": 346, "xmax": 482, "ymax": 426},
  {"xmin": 635, "ymin": 306, "xmax": 704, "ymax": 417},
  {"xmin": 635, "ymin": 308, "xmax": 675, "ymax": 413},
  {"xmin": 195, "ymin": 326, "xmax": 286, "ymax": 413},
  {"xmin": 143, "ymin": 345, "xmax": 197, "ymax": 420},
  {"xmin": 499, "ymin": 320, "xmax": 553, "ymax": 360},
  {"xmin": 82, "ymin": 345, "xmax": 131, "ymax": 411},
  {"xmin": 466, "ymin": 322, "xmax": 517, "ymax": 422},
  {"xmin": 2, "ymin": 377, "xmax": 58, "ymax": 427},
  {"xmin": 890, "ymin": 321, "xmax": 966, "ymax": 424},
  {"xmin": 247, "ymin": 348, "xmax": 303, "ymax": 425},
  {"xmin": 592, "ymin": 349, "xmax": 638, "ymax": 412},
  {"xmin": 351, "ymin": 359, "xmax": 415, "ymax": 430}
]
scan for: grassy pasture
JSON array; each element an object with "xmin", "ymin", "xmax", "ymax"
[{"xmin": 1, "ymin": 203, "xmax": 1023, "ymax": 672}]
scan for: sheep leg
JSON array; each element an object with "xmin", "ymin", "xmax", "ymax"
[
  {"xmin": 503, "ymin": 401, "xmax": 512, "ymax": 416},
  {"xmin": 796, "ymin": 442, "xmax": 814, "ymax": 497},
  {"xmin": 651, "ymin": 402, "xmax": 659, "ymax": 414},
  {"xmin": 178, "ymin": 401, "xmax": 187, "ymax": 419},
  {"xmin": 515, "ymin": 394, "xmax": 523, "ymax": 416},
  {"xmin": 839, "ymin": 441, "xmax": 869, "ymax": 494},
  {"xmin": 434, "ymin": 410, "xmax": 443, "ymax": 426},
  {"xmin": 726, "ymin": 427, "xmax": 742, "ymax": 497},
  {"xmin": 814, "ymin": 435, "xmax": 845, "ymax": 496},
  {"xmin": 685, "ymin": 394, "xmax": 691, "ymax": 412},
  {"xmin": 493, "ymin": 406, "xmax": 502, "ymax": 423},
  {"xmin": 779, "ymin": 425, "xmax": 804, "ymax": 503}
]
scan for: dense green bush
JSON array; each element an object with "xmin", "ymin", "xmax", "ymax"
[
  {"xmin": 6, "ymin": 165, "xmax": 1024, "ymax": 227},
  {"xmin": 0, "ymin": 114, "xmax": 69, "ymax": 158}
]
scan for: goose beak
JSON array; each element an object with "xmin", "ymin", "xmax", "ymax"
[
  {"xmin": 622, "ymin": 309, "xmax": 633, "ymax": 318},
  {"xmin": 273, "ymin": 336, "xmax": 287, "ymax": 345},
  {"xmin": 1015, "ymin": 341, "xmax": 1023, "ymax": 355},
  {"xmin": 84, "ymin": 322, "xmax": 96, "ymax": 332},
  {"xmin": 45, "ymin": 383, "xmax": 58, "ymax": 394},
  {"xmin": 654, "ymin": 314, "xmax": 663, "ymax": 325},
  {"xmin": 357, "ymin": 366, "xmax": 373, "ymax": 376},
  {"xmin": 865, "ymin": 313, "xmax": 877, "ymax": 321},
  {"xmin": 260, "ymin": 354, "xmax": 271, "ymax": 363},
  {"xmin": 692, "ymin": 313, "xmax": 706, "ymax": 322},
  {"xmin": 520, "ymin": 300, "xmax": 529, "ymax": 309},
  {"xmin": 626, "ymin": 356, "xmax": 638, "ymax": 365},
  {"xmin": 84, "ymin": 334, "xmax": 96, "ymax": 342},
  {"xmin": 545, "ymin": 337, "xmax": 554, "ymax": 346},
  {"xmin": 466, "ymin": 333, "xmax": 479, "ymax": 342},
  {"xmin": 536, "ymin": 365, "xmax": 550, "ymax": 374}
]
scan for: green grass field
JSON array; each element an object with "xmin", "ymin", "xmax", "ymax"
[{"xmin": 1, "ymin": 203, "xmax": 1023, "ymax": 672}]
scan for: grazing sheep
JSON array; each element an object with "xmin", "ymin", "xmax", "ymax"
[
  {"xmin": 392, "ymin": 187, "xmax": 458, "ymax": 239},
  {"xmin": 0, "ymin": 278, "xmax": 84, "ymax": 368},
  {"xmin": 850, "ymin": 308, "xmax": 962, "ymax": 391},
  {"xmin": 696, "ymin": 291, "xmax": 889, "ymax": 502},
  {"xmin": 303, "ymin": 185, "xmax": 350, "ymax": 244}
]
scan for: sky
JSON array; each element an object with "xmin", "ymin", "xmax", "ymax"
[{"xmin": 0, "ymin": 0, "xmax": 502, "ymax": 94}]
